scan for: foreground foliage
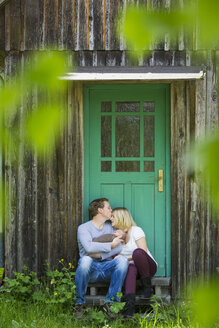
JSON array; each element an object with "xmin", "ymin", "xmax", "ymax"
[
  {"xmin": 0, "ymin": 296, "xmax": 207, "ymax": 328},
  {"xmin": 0, "ymin": 262, "xmax": 75, "ymax": 306},
  {"xmin": 1, "ymin": 264, "xmax": 219, "ymax": 327},
  {"xmin": 0, "ymin": 293, "xmax": 219, "ymax": 328}
]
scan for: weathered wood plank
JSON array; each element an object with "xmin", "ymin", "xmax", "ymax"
[
  {"xmin": 190, "ymin": 74, "xmax": 207, "ymax": 276},
  {"xmin": 96, "ymin": 51, "xmax": 106, "ymax": 66},
  {"xmin": 93, "ymin": 0, "xmax": 104, "ymax": 50},
  {"xmin": 150, "ymin": 0, "xmax": 163, "ymax": 8},
  {"xmin": 0, "ymin": 8, "xmax": 5, "ymax": 50},
  {"xmin": 106, "ymin": 0, "xmax": 120, "ymax": 50},
  {"xmin": 172, "ymin": 51, "xmax": 186, "ymax": 66},
  {"xmin": 23, "ymin": 0, "xmax": 40, "ymax": 49},
  {"xmin": 44, "ymin": 0, "xmax": 59, "ymax": 47},
  {"xmin": 171, "ymin": 81, "xmax": 190, "ymax": 295},
  {"xmin": 106, "ymin": 51, "xmax": 123, "ymax": 66},
  {"xmin": 5, "ymin": 0, "xmax": 22, "ymax": 51},
  {"xmin": 67, "ymin": 82, "xmax": 83, "ymax": 266},
  {"xmin": 153, "ymin": 51, "xmax": 171, "ymax": 66},
  {"xmin": 58, "ymin": 0, "xmax": 74, "ymax": 49},
  {"xmin": 46, "ymin": 91, "xmax": 69, "ymax": 266},
  {"xmin": 75, "ymin": 0, "xmax": 89, "ymax": 50},
  {"xmin": 66, "ymin": 82, "xmax": 76, "ymax": 263},
  {"xmin": 204, "ymin": 52, "xmax": 218, "ymax": 274},
  {"xmin": 78, "ymin": 50, "xmax": 93, "ymax": 66},
  {"xmin": 38, "ymin": 0, "xmax": 45, "ymax": 48},
  {"xmin": 4, "ymin": 52, "xmax": 20, "ymax": 276}
]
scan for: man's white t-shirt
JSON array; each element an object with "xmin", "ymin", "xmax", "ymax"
[{"xmin": 120, "ymin": 226, "xmax": 157, "ymax": 264}]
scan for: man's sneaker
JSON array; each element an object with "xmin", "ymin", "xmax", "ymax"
[
  {"xmin": 102, "ymin": 302, "xmax": 117, "ymax": 319},
  {"xmin": 74, "ymin": 304, "xmax": 85, "ymax": 318}
]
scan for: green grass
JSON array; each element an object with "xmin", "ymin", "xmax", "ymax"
[{"xmin": 1, "ymin": 295, "xmax": 217, "ymax": 328}]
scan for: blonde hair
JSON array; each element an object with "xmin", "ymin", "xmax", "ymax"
[{"xmin": 112, "ymin": 207, "xmax": 136, "ymax": 231}]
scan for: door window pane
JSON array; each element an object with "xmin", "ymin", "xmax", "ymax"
[
  {"xmin": 116, "ymin": 102, "xmax": 140, "ymax": 112},
  {"xmin": 143, "ymin": 101, "xmax": 155, "ymax": 112},
  {"xmin": 101, "ymin": 116, "xmax": 112, "ymax": 157},
  {"xmin": 144, "ymin": 116, "xmax": 154, "ymax": 157},
  {"xmin": 116, "ymin": 116, "xmax": 140, "ymax": 157},
  {"xmin": 101, "ymin": 101, "xmax": 112, "ymax": 112},
  {"xmin": 144, "ymin": 161, "xmax": 155, "ymax": 172},
  {"xmin": 116, "ymin": 161, "xmax": 140, "ymax": 172},
  {"xmin": 101, "ymin": 161, "xmax": 112, "ymax": 172}
]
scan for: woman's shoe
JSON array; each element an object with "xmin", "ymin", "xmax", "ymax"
[
  {"xmin": 140, "ymin": 276, "xmax": 153, "ymax": 298},
  {"xmin": 122, "ymin": 293, "xmax": 135, "ymax": 318}
]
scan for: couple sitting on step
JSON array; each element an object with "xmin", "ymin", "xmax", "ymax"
[{"xmin": 74, "ymin": 198, "xmax": 157, "ymax": 318}]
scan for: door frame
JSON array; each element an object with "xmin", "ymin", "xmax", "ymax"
[{"xmin": 84, "ymin": 83, "xmax": 171, "ymax": 277}]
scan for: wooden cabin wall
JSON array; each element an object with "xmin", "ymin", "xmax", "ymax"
[
  {"xmin": 171, "ymin": 67, "xmax": 219, "ymax": 296},
  {"xmin": 1, "ymin": 0, "xmax": 219, "ymax": 295},
  {"xmin": 3, "ymin": 51, "xmax": 83, "ymax": 275}
]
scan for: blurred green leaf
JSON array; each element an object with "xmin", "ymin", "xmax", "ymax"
[
  {"xmin": 23, "ymin": 52, "xmax": 67, "ymax": 91},
  {"xmin": 121, "ymin": 0, "xmax": 219, "ymax": 56},
  {"xmin": 0, "ymin": 84, "xmax": 21, "ymax": 115},
  {"xmin": 189, "ymin": 132, "xmax": 219, "ymax": 213},
  {"xmin": 24, "ymin": 105, "xmax": 64, "ymax": 156},
  {"xmin": 197, "ymin": 0, "xmax": 219, "ymax": 47},
  {"xmin": 120, "ymin": 5, "xmax": 194, "ymax": 55},
  {"xmin": 192, "ymin": 277, "xmax": 219, "ymax": 327}
]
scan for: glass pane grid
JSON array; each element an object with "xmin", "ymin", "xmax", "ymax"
[
  {"xmin": 116, "ymin": 161, "xmax": 140, "ymax": 172},
  {"xmin": 101, "ymin": 101, "xmax": 112, "ymax": 112},
  {"xmin": 101, "ymin": 159, "xmax": 155, "ymax": 172},
  {"xmin": 100, "ymin": 99, "xmax": 156, "ymax": 173},
  {"xmin": 101, "ymin": 161, "xmax": 112, "ymax": 172},
  {"xmin": 116, "ymin": 101, "xmax": 140, "ymax": 112},
  {"xmin": 115, "ymin": 116, "xmax": 140, "ymax": 157},
  {"xmin": 100, "ymin": 157, "xmax": 155, "ymax": 160},
  {"xmin": 101, "ymin": 116, "xmax": 112, "ymax": 157},
  {"xmin": 143, "ymin": 101, "xmax": 155, "ymax": 112}
]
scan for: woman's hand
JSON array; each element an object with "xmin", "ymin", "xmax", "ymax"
[
  {"xmin": 111, "ymin": 236, "xmax": 123, "ymax": 248},
  {"xmin": 114, "ymin": 229, "xmax": 126, "ymax": 241}
]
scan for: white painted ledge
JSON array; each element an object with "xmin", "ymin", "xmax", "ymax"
[{"xmin": 60, "ymin": 71, "xmax": 204, "ymax": 81}]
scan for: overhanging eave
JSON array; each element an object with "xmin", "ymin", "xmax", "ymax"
[{"xmin": 60, "ymin": 66, "xmax": 205, "ymax": 81}]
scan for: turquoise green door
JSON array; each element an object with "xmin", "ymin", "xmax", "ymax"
[{"xmin": 84, "ymin": 84, "xmax": 170, "ymax": 277}]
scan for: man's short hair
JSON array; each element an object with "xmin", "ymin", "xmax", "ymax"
[{"xmin": 89, "ymin": 198, "xmax": 109, "ymax": 217}]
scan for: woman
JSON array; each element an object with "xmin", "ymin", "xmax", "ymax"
[{"xmin": 111, "ymin": 207, "xmax": 157, "ymax": 317}]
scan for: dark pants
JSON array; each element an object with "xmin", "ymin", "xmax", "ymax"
[{"xmin": 124, "ymin": 248, "xmax": 157, "ymax": 294}]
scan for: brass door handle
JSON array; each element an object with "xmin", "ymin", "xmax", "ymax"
[
  {"xmin": 158, "ymin": 169, "xmax": 163, "ymax": 192},
  {"xmin": 150, "ymin": 170, "xmax": 164, "ymax": 192}
]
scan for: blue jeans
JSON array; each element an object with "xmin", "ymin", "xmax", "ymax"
[{"xmin": 75, "ymin": 255, "xmax": 129, "ymax": 304}]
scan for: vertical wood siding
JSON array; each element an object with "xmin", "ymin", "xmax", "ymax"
[
  {"xmin": 171, "ymin": 68, "xmax": 219, "ymax": 296},
  {"xmin": 1, "ymin": 0, "xmax": 219, "ymax": 296},
  {"xmin": 4, "ymin": 52, "xmax": 83, "ymax": 275},
  {"xmin": 4, "ymin": 0, "xmax": 202, "ymax": 52},
  {"xmin": 0, "ymin": 8, "xmax": 5, "ymax": 51}
]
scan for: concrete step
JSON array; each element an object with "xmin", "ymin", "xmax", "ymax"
[{"xmin": 85, "ymin": 277, "xmax": 171, "ymax": 305}]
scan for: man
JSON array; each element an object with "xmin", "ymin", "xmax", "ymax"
[{"xmin": 74, "ymin": 198, "xmax": 129, "ymax": 317}]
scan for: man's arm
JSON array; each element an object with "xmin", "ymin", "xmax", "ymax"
[
  {"xmin": 89, "ymin": 235, "xmax": 124, "ymax": 258},
  {"xmin": 78, "ymin": 224, "xmax": 123, "ymax": 254}
]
